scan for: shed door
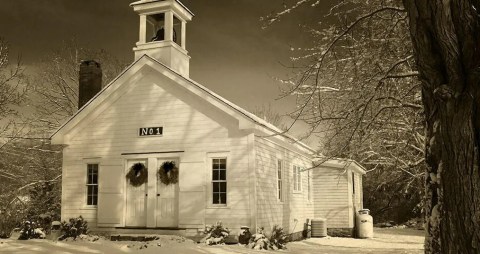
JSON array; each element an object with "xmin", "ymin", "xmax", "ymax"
[
  {"xmin": 156, "ymin": 159, "xmax": 179, "ymax": 227},
  {"xmin": 125, "ymin": 159, "xmax": 147, "ymax": 227}
]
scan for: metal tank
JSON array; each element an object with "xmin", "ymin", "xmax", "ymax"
[{"xmin": 356, "ymin": 209, "xmax": 373, "ymax": 238}]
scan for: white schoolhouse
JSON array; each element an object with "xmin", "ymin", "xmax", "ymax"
[{"xmin": 51, "ymin": 0, "xmax": 366, "ymax": 237}]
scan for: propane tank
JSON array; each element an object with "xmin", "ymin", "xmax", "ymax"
[{"xmin": 356, "ymin": 209, "xmax": 373, "ymax": 238}]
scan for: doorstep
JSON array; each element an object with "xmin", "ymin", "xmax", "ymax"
[{"xmin": 108, "ymin": 227, "xmax": 205, "ymax": 242}]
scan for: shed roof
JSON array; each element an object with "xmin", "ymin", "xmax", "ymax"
[{"xmin": 313, "ymin": 157, "xmax": 367, "ymax": 175}]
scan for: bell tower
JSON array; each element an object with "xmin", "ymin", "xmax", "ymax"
[{"xmin": 131, "ymin": 0, "xmax": 194, "ymax": 77}]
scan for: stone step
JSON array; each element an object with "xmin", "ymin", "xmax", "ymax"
[
  {"xmin": 108, "ymin": 228, "xmax": 205, "ymax": 242},
  {"xmin": 110, "ymin": 235, "xmax": 159, "ymax": 241}
]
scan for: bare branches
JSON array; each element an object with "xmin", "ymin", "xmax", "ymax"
[
  {"xmin": 267, "ymin": 0, "xmax": 425, "ymax": 220},
  {"xmin": 16, "ymin": 174, "xmax": 62, "ymax": 192},
  {"xmin": 0, "ymin": 38, "xmax": 27, "ymax": 119},
  {"xmin": 30, "ymin": 38, "xmax": 128, "ymax": 131}
]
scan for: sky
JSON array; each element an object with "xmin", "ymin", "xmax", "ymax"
[{"xmin": 0, "ymin": 0, "xmax": 330, "ymax": 142}]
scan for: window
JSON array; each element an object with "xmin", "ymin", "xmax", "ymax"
[
  {"xmin": 277, "ymin": 159, "xmax": 283, "ymax": 202},
  {"xmin": 293, "ymin": 165, "xmax": 302, "ymax": 192},
  {"xmin": 352, "ymin": 172, "xmax": 356, "ymax": 194},
  {"xmin": 86, "ymin": 164, "xmax": 98, "ymax": 206},
  {"xmin": 307, "ymin": 169, "xmax": 311, "ymax": 201},
  {"xmin": 212, "ymin": 158, "xmax": 227, "ymax": 205}
]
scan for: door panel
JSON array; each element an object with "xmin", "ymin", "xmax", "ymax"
[
  {"xmin": 125, "ymin": 159, "xmax": 147, "ymax": 227},
  {"xmin": 156, "ymin": 159, "xmax": 179, "ymax": 227}
]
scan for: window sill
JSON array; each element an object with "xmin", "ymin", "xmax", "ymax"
[
  {"xmin": 206, "ymin": 205, "xmax": 230, "ymax": 209},
  {"xmin": 82, "ymin": 206, "xmax": 98, "ymax": 210}
]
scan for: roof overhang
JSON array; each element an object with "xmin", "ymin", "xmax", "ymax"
[
  {"xmin": 313, "ymin": 157, "xmax": 367, "ymax": 175},
  {"xmin": 130, "ymin": 0, "xmax": 194, "ymax": 20}
]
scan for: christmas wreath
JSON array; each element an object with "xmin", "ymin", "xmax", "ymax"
[
  {"xmin": 158, "ymin": 161, "xmax": 179, "ymax": 185},
  {"xmin": 126, "ymin": 163, "xmax": 148, "ymax": 187}
]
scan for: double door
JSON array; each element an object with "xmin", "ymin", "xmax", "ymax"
[{"xmin": 125, "ymin": 158, "xmax": 178, "ymax": 227}]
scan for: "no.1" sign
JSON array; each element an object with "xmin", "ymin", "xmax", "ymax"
[{"xmin": 139, "ymin": 127, "xmax": 163, "ymax": 136}]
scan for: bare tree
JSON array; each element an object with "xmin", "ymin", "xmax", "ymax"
[
  {"xmin": 251, "ymin": 103, "xmax": 288, "ymax": 131},
  {"xmin": 266, "ymin": 0, "xmax": 480, "ymax": 252},
  {"xmin": 402, "ymin": 1, "xmax": 480, "ymax": 252},
  {"xmin": 0, "ymin": 38, "xmax": 27, "ymax": 141},
  {"xmin": 32, "ymin": 38, "xmax": 127, "ymax": 130},
  {"xmin": 0, "ymin": 39, "xmax": 127, "ymax": 232}
]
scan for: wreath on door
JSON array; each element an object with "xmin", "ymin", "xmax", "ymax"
[
  {"xmin": 158, "ymin": 161, "xmax": 179, "ymax": 185},
  {"xmin": 126, "ymin": 162, "xmax": 148, "ymax": 187}
]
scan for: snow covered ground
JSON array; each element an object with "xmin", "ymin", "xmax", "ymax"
[{"xmin": 0, "ymin": 228, "xmax": 424, "ymax": 254}]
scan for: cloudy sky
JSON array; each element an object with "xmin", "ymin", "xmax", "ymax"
[{"xmin": 0, "ymin": 0, "xmax": 330, "ymax": 140}]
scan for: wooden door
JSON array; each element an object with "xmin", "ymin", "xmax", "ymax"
[
  {"xmin": 125, "ymin": 159, "xmax": 147, "ymax": 227},
  {"xmin": 156, "ymin": 159, "xmax": 179, "ymax": 227}
]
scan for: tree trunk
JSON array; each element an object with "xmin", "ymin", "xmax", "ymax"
[{"xmin": 402, "ymin": 1, "xmax": 480, "ymax": 253}]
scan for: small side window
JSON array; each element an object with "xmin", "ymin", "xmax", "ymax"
[
  {"xmin": 293, "ymin": 165, "xmax": 302, "ymax": 192},
  {"xmin": 277, "ymin": 159, "xmax": 283, "ymax": 202},
  {"xmin": 86, "ymin": 164, "xmax": 98, "ymax": 206},
  {"xmin": 212, "ymin": 158, "xmax": 227, "ymax": 205}
]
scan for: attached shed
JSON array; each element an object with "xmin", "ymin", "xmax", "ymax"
[{"xmin": 312, "ymin": 159, "xmax": 366, "ymax": 234}]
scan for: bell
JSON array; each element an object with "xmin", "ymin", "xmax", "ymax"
[
  {"xmin": 152, "ymin": 27, "xmax": 165, "ymax": 41},
  {"xmin": 151, "ymin": 27, "xmax": 177, "ymax": 43}
]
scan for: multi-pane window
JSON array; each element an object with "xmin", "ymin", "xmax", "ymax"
[
  {"xmin": 212, "ymin": 158, "xmax": 227, "ymax": 205},
  {"xmin": 352, "ymin": 172, "xmax": 356, "ymax": 194},
  {"xmin": 307, "ymin": 169, "xmax": 311, "ymax": 201},
  {"xmin": 277, "ymin": 159, "xmax": 283, "ymax": 202},
  {"xmin": 293, "ymin": 165, "xmax": 302, "ymax": 192},
  {"xmin": 86, "ymin": 164, "xmax": 98, "ymax": 206}
]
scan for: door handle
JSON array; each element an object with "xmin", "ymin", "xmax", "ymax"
[
  {"xmin": 157, "ymin": 194, "xmax": 160, "ymax": 197},
  {"xmin": 145, "ymin": 194, "xmax": 148, "ymax": 197}
]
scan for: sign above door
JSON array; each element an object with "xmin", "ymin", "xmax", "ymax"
[{"xmin": 139, "ymin": 127, "xmax": 163, "ymax": 137}]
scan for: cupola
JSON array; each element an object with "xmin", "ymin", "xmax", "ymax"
[{"xmin": 130, "ymin": 0, "xmax": 194, "ymax": 77}]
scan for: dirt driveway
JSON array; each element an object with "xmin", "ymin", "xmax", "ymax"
[{"xmin": 0, "ymin": 228, "xmax": 424, "ymax": 254}]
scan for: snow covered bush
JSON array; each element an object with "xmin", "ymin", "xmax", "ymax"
[
  {"xmin": 18, "ymin": 221, "xmax": 46, "ymax": 240},
  {"xmin": 246, "ymin": 225, "xmax": 288, "ymax": 250},
  {"xmin": 269, "ymin": 225, "xmax": 288, "ymax": 250},
  {"xmin": 202, "ymin": 221, "xmax": 230, "ymax": 245},
  {"xmin": 247, "ymin": 227, "xmax": 270, "ymax": 250},
  {"xmin": 59, "ymin": 216, "xmax": 88, "ymax": 240}
]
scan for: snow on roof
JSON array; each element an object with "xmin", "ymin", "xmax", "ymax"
[{"xmin": 312, "ymin": 157, "xmax": 367, "ymax": 174}]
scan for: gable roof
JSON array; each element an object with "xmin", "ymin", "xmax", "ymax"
[{"xmin": 50, "ymin": 54, "xmax": 316, "ymax": 154}]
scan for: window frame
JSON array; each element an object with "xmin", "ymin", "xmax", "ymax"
[
  {"xmin": 307, "ymin": 168, "xmax": 312, "ymax": 202},
  {"xmin": 207, "ymin": 152, "xmax": 229, "ymax": 208},
  {"xmin": 277, "ymin": 159, "xmax": 284, "ymax": 202},
  {"xmin": 85, "ymin": 163, "xmax": 99, "ymax": 207},
  {"xmin": 352, "ymin": 172, "xmax": 356, "ymax": 195},
  {"xmin": 293, "ymin": 165, "xmax": 302, "ymax": 193}
]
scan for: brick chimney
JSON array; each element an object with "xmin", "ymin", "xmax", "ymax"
[{"xmin": 78, "ymin": 60, "xmax": 102, "ymax": 109}]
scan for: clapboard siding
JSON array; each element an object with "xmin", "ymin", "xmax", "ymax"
[
  {"xmin": 255, "ymin": 137, "xmax": 314, "ymax": 233},
  {"xmin": 312, "ymin": 167, "xmax": 350, "ymax": 228},
  {"xmin": 61, "ymin": 76, "xmax": 252, "ymax": 229}
]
